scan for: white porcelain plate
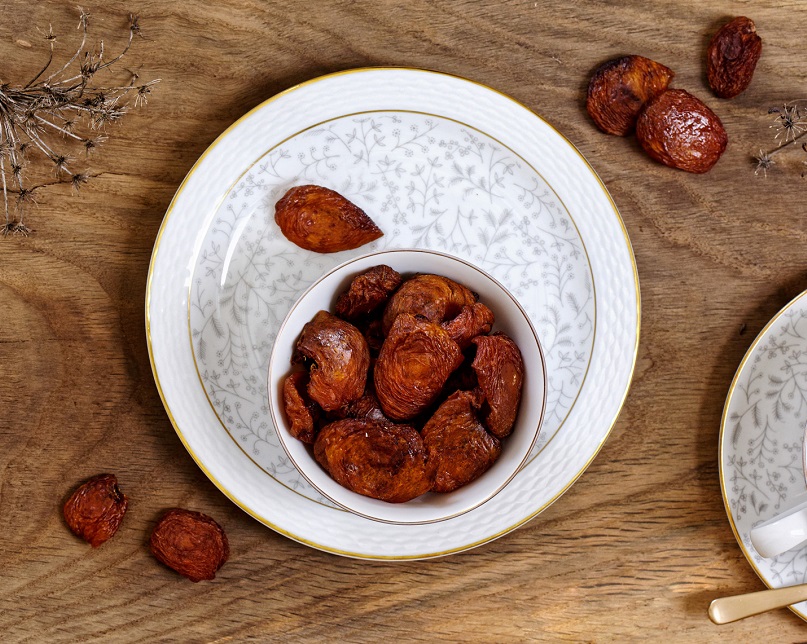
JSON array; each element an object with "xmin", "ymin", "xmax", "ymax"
[
  {"xmin": 146, "ymin": 68, "xmax": 640, "ymax": 559},
  {"xmin": 720, "ymin": 289, "xmax": 807, "ymax": 620}
]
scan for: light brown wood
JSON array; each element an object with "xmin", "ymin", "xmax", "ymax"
[{"xmin": 2, "ymin": 1, "xmax": 807, "ymax": 641}]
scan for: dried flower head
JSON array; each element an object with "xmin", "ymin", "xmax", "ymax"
[
  {"xmin": 770, "ymin": 104, "xmax": 805, "ymax": 145},
  {"xmin": 71, "ymin": 172, "xmax": 89, "ymax": 193},
  {"xmin": 753, "ymin": 150, "xmax": 774, "ymax": 177},
  {"xmin": 753, "ymin": 100, "xmax": 807, "ymax": 178},
  {"xmin": 0, "ymin": 8, "xmax": 159, "ymax": 236}
]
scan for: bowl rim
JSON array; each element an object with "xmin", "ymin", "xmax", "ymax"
[{"xmin": 267, "ymin": 247, "xmax": 548, "ymax": 525}]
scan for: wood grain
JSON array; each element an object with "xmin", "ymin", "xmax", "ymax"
[{"xmin": 2, "ymin": 0, "xmax": 807, "ymax": 641}]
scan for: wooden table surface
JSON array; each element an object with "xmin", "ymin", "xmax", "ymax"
[{"xmin": 2, "ymin": 0, "xmax": 806, "ymax": 641}]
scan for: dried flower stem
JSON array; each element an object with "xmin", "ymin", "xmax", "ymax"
[{"xmin": 1, "ymin": 8, "xmax": 159, "ymax": 236}]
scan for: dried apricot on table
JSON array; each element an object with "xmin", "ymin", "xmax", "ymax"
[
  {"xmin": 381, "ymin": 274, "xmax": 476, "ymax": 335},
  {"xmin": 274, "ymin": 184, "xmax": 383, "ymax": 253},
  {"xmin": 471, "ymin": 333, "xmax": 525, "ymax": 439},
  {"xmin": 422, "ymin": 389, "xmax": 501, "ymax": 493},
  {"xmin": 335, "ymin": 264, "xmax": 402, "ymax": 321},
  {"xmin": 707, "ymin": 16, "xmax": 762, "ymax": 99},
  {"xmin": 149, "ymin": 508, "xmax": 229, "ymax": 582},
  {"xmin": 314, "ymin": 418, "xmax": 435, "ymax": 503},
  {"xmin": 295, "ymin": 310, "xmax": 370, "ymax": 412},
  {"xmin": 374, "ymin": 313, "xmax": 463, "ymax": 421},
  {"xmin": 586, "ymin": 55, "xmax": 675, "ymax": 136},
  {"xmin": 635, "ymin": 89, "xmax": 728, "ymax": 174},
  {"xmin": 63, "ymin": 473, "xmax": 128, "ymax": 548}
]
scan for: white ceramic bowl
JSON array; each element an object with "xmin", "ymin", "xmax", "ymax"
[{"xmin": 268, "ymin": 249, "xmax": 546, "ymax": 524}]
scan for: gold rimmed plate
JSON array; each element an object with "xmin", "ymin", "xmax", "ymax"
[{"xmin": 146, "ymin": 67, "xmax": 640, "ymax": 559}]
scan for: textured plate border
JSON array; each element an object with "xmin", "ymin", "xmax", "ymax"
[
  {"xmin": 146, "ymin": 67, "xmax": 641, "ymax": 559},
  {"xmin": 718, "ymin": 289, "xmax": 807, "ymax": 622}
]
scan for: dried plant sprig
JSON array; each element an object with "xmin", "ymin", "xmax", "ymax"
[
  {"xmin": 752, "ymin": 100, "xmax": 807, "ymax": 178},
  {"xmin": 0, "ymin": 9, "xmax": 159, "ymax": 236}
]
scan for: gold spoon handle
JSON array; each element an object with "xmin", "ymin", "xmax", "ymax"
[{"xmin": 709, "ymin": 584, "xmax": 807, "ymax": 624}]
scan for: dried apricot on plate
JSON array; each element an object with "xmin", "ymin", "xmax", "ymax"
[
  {"xmin": 586, "ymin": 55, "xmax": 675, "ymax": 136},
  {"xmin": 707, "ymin": 16, "xmax": 762, "ymax": 99},
  {"xmin": 274, "ymin": 185, "xmax": 383, "ymax": 253},
  {"xmin": 63, "ymin": 473, "xmax": 128, "ymax": 548},
  {"xmin": 314, "ymin": 418, "xmax": 435, "ymax": 503},
  {"xmin": 374, "ymin": 313, "xmax": 463, "ymax": 421},
  {"xmin": 422, "ymin": 389, "xmax": 501, "ymax": 493},
  {"xmin": 635, "ymin": 89, "xmax": 728, "ymax": 174},
  {"xmin": 472, "ymin": 333, "xmax": 525, "ymax": 439},
  {"xmin": 335, "ymin": 265, "xmax": 402, "ymax": 321},
  {"xmin": 282, "ymin": 371, "xmax": 322, "ymax": 444},
  {"xmin": 296, "ymin": 310, "xmax": 370, "ymax": 412},
  {"xmin": 382, "ymin": 274, "xmax": 476, "ymax": 335},
  {"xmin": 150, "ymin": 509, "xmax": 229, "ymax": 582}
]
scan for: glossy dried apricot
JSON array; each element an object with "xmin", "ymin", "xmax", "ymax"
[
  {"xmin": 63, "ymin": 473, "xmax": 128, "ymax": 548},
  {"xmin": 282, "ymin": 371, "xmax": 322, "ymax": 444},
  {"xmin": 441, "ymin": 302, "xmax": 494, "ymax": 349},
  {"xmin": 314, "ymin": 418, "xmax": 435, "ymax": 503},
  {"xmin": 342, "ymin": 389, "xmax": 389, "ymax": 424},
  {"xmin": 296, "ymin": 310, "xmax": 370, "ymax": 412},
  {"xmin": 150, "ymin": 509, "xmax": 229, "ymax": 582},
  {"xmin": 586, "ymin": 55, "xmax": 675, "ymax": 136},
  {"xmin": 707, "ymin": 17, "xmax": 762, "ymax": 99},
  {"xmin": 381, "ymin": 274, "xmax": 476, "ymax": 335},
  {"xmin": 374, "ymin": 313, "xmax": 463, "ymax": 421},
  {"xmin": 335, "ymin": 265, "xmax": 402, "ymax": 321},
  {"xmin": 635, "ymin": 89, "xmax": 728, "ymax": 174},
  {"xmin": 421, "ymin": 389, "xmax": 501, "ymax": 493},
  {"xmin": 274, "ymin": 185, "xmax": 382, "ymax": 253},
  {"xmin": 471, "ymin": 333, "xmax": 524, "ymax": 439}
]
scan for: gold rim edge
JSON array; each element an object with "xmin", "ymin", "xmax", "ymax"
[
  {"xmin": 145, "ymin": 66, "xmax": 641, "ymax": 560},
  {"xmin": 717, "ymin": 288, "xmax": 807, "ymax": 620}
]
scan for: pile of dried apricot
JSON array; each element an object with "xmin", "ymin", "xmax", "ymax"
[
  {"xmin": 63, "ymin": 474, "xmax": 228, "ymax": 582},
  {"xmin": 586, "ymin": 17, "xmax": 762, "ymax": 173},
  {"xmin": 282, "ymin": 265, "xmax": 525, "ymax": 502}
]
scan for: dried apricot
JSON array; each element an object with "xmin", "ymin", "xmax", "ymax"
[
  {"xmin": 342, "ymin": 389, "xmax": 389, "ymax": 424},
  {"xmin": 335, "ymin": 265, "xmax": 402, "ymax": 321},
  {"xmin": 274, "ymin": 185, "xmax": 383, "ymax": 253},
  {"xmin": 296, "ymin": 310, "xmax": 370, "ymax": 412},
  {"xmin": 374, "ymin": 313, "xmax": 463, "ymax": 420},
  {"xmin": 382, "ymin": 274, "xmax": 476, "ymax": 335},
  {"xmin": 441, "ymin": 302, "xmax": 494, "ymax": 349},
  {"xmin": 635, "ymin": 89, "xmax": 727, "ymax": 174},
  {"xmin": 63, "ymin": 473, "xmax": 128, "ymax": 548},
  {"xmin": 314, "ymin": 419, "xmax": 435, "ymax": 503},
  {"xmin": 707, "ymin": 17, "xmax": 762, "ymax": 99},
  {"xmin": 421, "ymin": 389, "xmax": 501, "ymax": 493},
  {"xmin": 586, "ymin": 55, "xmax": 675, "ymax": 136},
  {"xmin": 282, "ymin": 371, "xmax": 322, "ymax": 444},
  {"xmin": 471, "ymin": 333, "xmax": 524, "ymax": 439},
  {"xmin": 150, "ymin": 509, "xmax": 229, "ymax": 582}
]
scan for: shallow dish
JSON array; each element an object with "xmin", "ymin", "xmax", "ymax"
[
  {"xmin": 720, "ymin": 289, "xmax": 807, "ymax": 622},
  {"xmin": 269, "ymin": 248, "xmax": 546, "ymax": 524},
  {"xmin": 146, "ymin": 67, "xmax": 640, "ymax": 558}
]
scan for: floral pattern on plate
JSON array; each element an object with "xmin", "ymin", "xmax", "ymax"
[
  {"xmin": 722, "ymin": 290, "xmax": 807, "ymax": 618},
  {"xmin": 189, "ymin": 111, "xmax": 594, "ymax": 502}
]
